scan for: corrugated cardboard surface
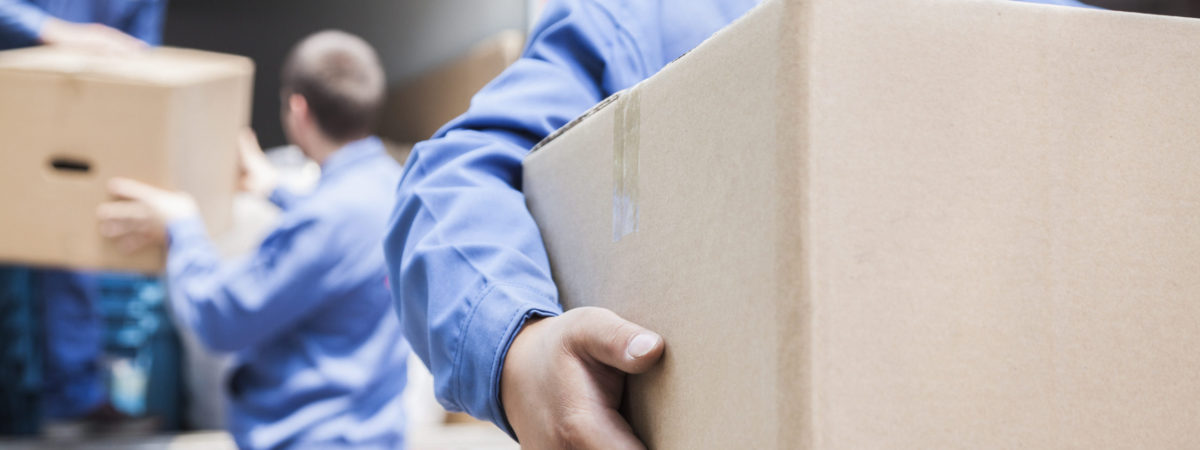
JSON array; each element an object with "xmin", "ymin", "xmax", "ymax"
[
  {"xmin": 524, "ymin": 0, "xmax": 1200, "ymax": 448},
  {"xmin": 380, "ymin": 30, "xmax": 524, "ymax": 144},
  {"xmin": 0, "ymin": 47, "xmax": 253, "ymax": 273}
]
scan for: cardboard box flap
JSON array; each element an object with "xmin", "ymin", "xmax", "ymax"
[
  {"xmin": 0, "ymin": 47, "xmax": 252, "ymax": 86},
  {"xmin": 528, "ymin": 91, "xmax": 622, "ymax": 155}
]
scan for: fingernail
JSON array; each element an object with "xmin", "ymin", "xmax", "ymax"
[{"xmin": 626, "ymin": 334, "xmax": 659, "ymax": 359}]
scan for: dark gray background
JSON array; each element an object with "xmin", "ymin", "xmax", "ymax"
[{"xmin": 162, "ymin": 0, "xmax": 527, "ymax": 148}]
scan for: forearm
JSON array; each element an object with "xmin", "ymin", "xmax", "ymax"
[
  {"xmin": 165, "ymin": 217, "xmax": 236, "ymax": 350},
  {"xmin": 166, "ymin": 213, "xmax": 339, "ymax": 353},
  {"xmin": 388, "ymin": 133, "xmax": 564, "ymax": 430},
  {"xmin": 384, "ymin": 0, "xmax": 631, "ymax": 432}
]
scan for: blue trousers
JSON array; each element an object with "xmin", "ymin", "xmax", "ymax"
[{"xmin": 37, "ymin": 269, "xmax": 105, "ymax": 419}]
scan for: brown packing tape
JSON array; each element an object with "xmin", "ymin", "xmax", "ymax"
[
  {"xmin": 612, "ymin": 87, "xmax": 641, "ymax": 242},
  {"xmin": 774, "ymin": 0, "xmax": 812, "ymax": 447}
]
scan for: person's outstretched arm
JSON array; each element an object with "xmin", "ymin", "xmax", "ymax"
[
  {"xmin": 99, "ymin": 178, "xmax": 345, "ymax": 353},
  {"xmin": 385, "ymin": 0, "xmax": 665, "ymax": 447}
]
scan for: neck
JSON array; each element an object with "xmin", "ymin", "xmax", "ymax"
[{"xmin": 306, "ymin": 135, "xmax": 361, "ymax": 166}]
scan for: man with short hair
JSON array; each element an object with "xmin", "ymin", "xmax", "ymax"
[{"xmin": 97, "ymin": 30, "xmax": 410, "ymax": 449}]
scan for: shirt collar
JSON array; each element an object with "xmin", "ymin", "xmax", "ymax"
[{"xmin": 319, "ymin": 136, "xmax": 383, "ymax": 181}]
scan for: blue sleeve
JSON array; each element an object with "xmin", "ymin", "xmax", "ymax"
[
  {"xmin": 0, "ymin": 0, "xmax": 48, "ymax": 47},
  {"xmin": 165, "ymin": 214, "xmax": 343, "ymax": 353},
  {"xmin": 384, "ymin": 0, "xmax": 645, "ymax": 436},
  {"xmin": 269, "ymin": 186, "xmax": 304, "ymax": 211},
  {"xmin": 123, "ymin": 0, "xmax": 165, "ymax": 46}
]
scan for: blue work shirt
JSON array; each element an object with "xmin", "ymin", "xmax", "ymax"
[
  {"xmin": 0, "ymin": 0, "xmax": 165, "ymax": 50},
  {"xmin": 386, "ymin": 0, "xmax": 1099, "ymax": 437},
  {"xmin": 169, "ymin": 137, "xmax": 410, "ymax": 449}
]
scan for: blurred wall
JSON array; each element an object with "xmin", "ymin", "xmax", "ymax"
[{"xmin": 163, "ymin": 0, "xmax": 527, "ymax": 148}]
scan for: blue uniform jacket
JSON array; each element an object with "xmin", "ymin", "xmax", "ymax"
[{"xmin": 170, "ymin": 137, "xmax": 411, "ymax": 449}]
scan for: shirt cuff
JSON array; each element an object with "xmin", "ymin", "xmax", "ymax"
[
  {"xmin": 166, "ymin": 216, "xmax": 209, "ymax": 251},
  {"xmin": 268, "ymin": 186, "xmax": 299, "ymax": 210},
  {"xmin": 454, "ymin": 283, "xmax": 559, "ymax": 439}
]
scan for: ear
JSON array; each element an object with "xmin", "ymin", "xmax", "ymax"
[{"xmin": 288, "ymin": 93, "xmax": 309, "ymax": 121}]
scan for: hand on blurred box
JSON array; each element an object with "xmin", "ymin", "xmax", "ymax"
[
  {"xmin": 39, "ymin": 18, "xmax": 148, "ymax": 57},
  {"xmin": 97, "ymin": 178, "xmax": 198, "ymax": 254},
  {"xmin": 237, "ymin": 128, "xmax": 279, "ymax": 199}
]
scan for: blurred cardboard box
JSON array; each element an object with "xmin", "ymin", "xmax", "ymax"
[
  {"xmin": 380, "ymin": 30, "xmax": 523, "ymax": 145},
  {"xmin": 524, "ymin": 0, "xmax": 1200, "ymax": 448},
  {"xmin": 0, "ymin": 47, "xmax": 253, "ymax": 273}
]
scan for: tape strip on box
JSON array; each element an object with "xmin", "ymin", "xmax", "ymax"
[{"xmin": 612, "ymin": 87, "xmax": 641, "ymax": 242}]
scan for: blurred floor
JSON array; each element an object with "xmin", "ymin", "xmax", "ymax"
[
  {"xmin": 409, "ymin": 423, "xmax": 519, "ymax": 450},
  {"xmin": 0, "ymin": 423, "xmax": 518, "ymax": 450},
  {"xmin": 0, "ymin": 431, "xmax": 235, "ymax": 450}
]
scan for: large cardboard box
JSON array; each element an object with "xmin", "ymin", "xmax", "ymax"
[
  {"xmin": 524, "ymin": 0, "xmax": 1200, "ymax": 448},
  {"xmin": 0, "ymin": 47, "xmax": 253, "ymax": 273},
  {"xmin": 380, "ymin": 30, "xmax": 524, "ymax": 144}
]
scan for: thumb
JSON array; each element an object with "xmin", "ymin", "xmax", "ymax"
[
  {"xmin": 107, "ymin": 177, "xmax": 162, "ymax": 202},
  {"xmin": 566, "ymin": 307, "xmax": 664, "ymax": 374}
]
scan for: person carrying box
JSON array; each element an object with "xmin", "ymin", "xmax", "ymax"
[
  {"xmin": 96, "ymin": 30, "xmax": 411, "ymax": 449},
  {"xmin": 383, "ymin": 0, "xmax": 1097, "ymax": 448}
]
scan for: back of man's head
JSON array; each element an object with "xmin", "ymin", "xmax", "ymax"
[{"xmin": 281, "ymin": 30, "xmax": 385, "ymax": 143}]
